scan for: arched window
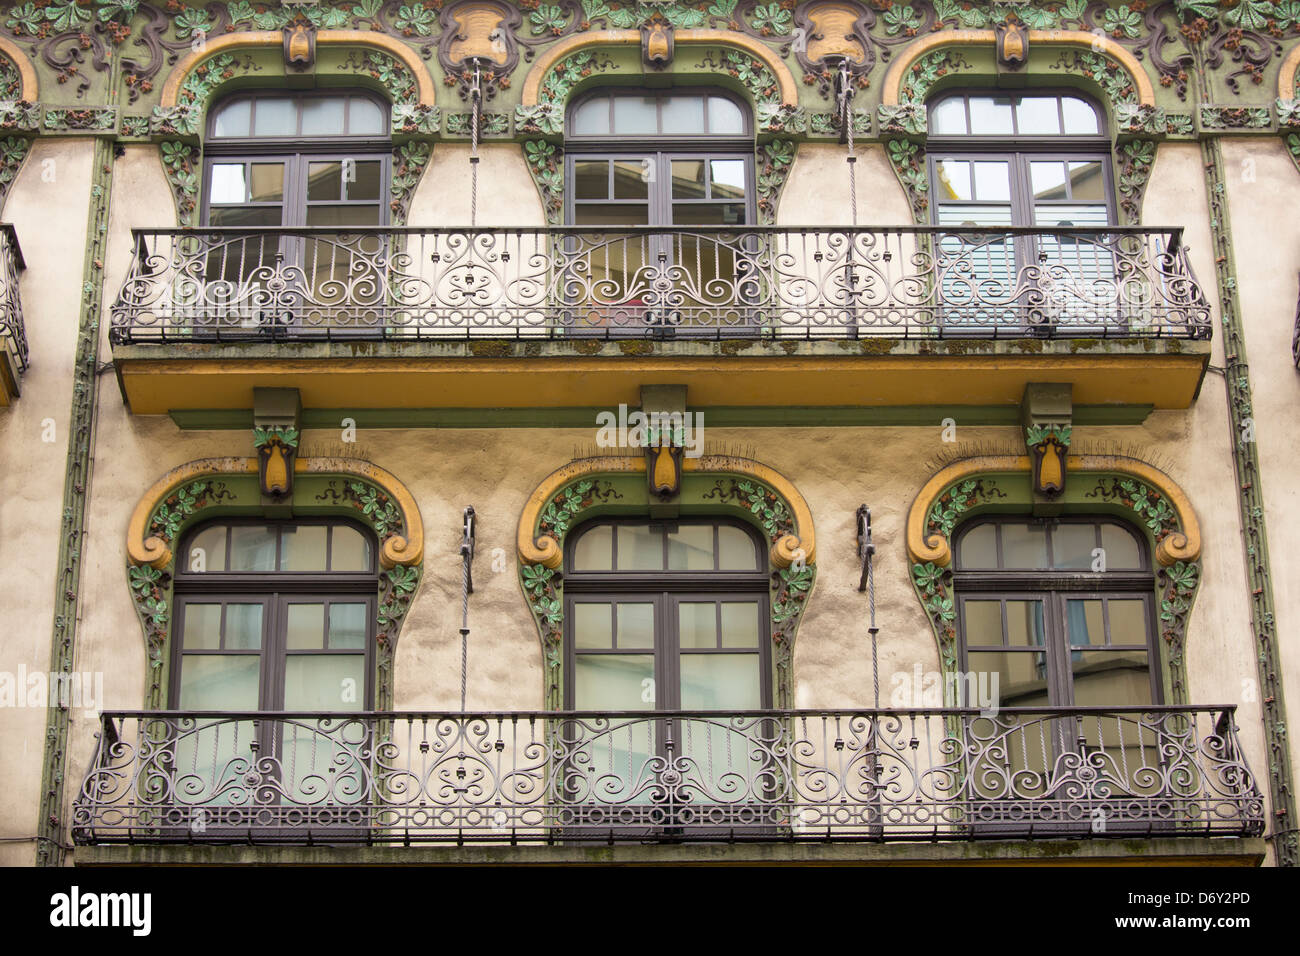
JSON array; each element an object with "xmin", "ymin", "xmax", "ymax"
[
  {"xmin": 204, "ymin": 91, "xmax": 390, "ymax": 229},
  {"xmin": 564, "ymin": 518, "xmax": 770, "ymax": 712},
  {"xmin": 171, "ymin": 518, "xmax": 379, "ymax": 711},
  {"xmin": 563, "ymin": 89, "xmax": 755, "ymax": 338},
  {"xmin": 953, "ymin": 517, "xmax": 1159, "ymax": 709},
  {"xmin": 928, "ymin": 91, "xmax": 1112, "ymax": 229},
  {"xmin": 926, "ymin": 92, "xmax": 1116, "ymax": 334}
]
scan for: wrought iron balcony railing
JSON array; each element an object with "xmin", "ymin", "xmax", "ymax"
[
  {"xmin": 0, "ymin": 223, "xmax": 27, "ymax": 373},
  {"xmin": 72, "ymin": 706, "xmax": 1262, "ymax": 846},
  {"xmin": 108, "ymin": 226, "xmax": 1211, "ymax": 344}
]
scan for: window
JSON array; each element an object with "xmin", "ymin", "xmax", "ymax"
[
  {"xmin": 927, "ymin": 92, "xmax": 1117, "ymax": 333},
  {"xmin": 954, "ymin": 517, "xmax": 1159, "ymax": 709},
  {"xmin": 564, "ymin": 90, "xmax": 756, "ymax": 338},
  {"xmin": 198, "ymin": 92, "xmax": 392, "ymax": 337},
  {"xmin": 562, "ymin": 518, "xmax": 772, "ymax": 833},
  {"xmin": 167, "ymin": 519, "xmax": 378, "ymax": 830}
]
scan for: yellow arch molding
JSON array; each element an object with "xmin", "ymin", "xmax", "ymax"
[
  {"xmin": 0, "ymin": 37, "xmax": 37, "ymax": 101},
  {"xmin": 906, "ymin": 454, "xmax": 1200, "ymax": 568},
  {"xmin": 520, "ymin": 29, "xmax": 799, "ymax": 107},
  {"xmin": 516, "ymin": 454, "xmax": 816, "ymax": 570},
  {"xmin": 881, "ymin": 30, "xmax": 1155, "ymax": 107},
  {"xmin": 1278, "ymin": 43, "xmax": 1300, "ymax": 99},
  {"xmin": 160, "ymin": 30, "xmax": 437, "ymax": 108},
  {"xmin": 128, "ymin": 456, "xmax": 424, "ymax": 570}
]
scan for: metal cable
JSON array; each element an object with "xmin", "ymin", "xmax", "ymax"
[
  {"xmin": 841, "ymin": 61, "xmax": 857, "ymax": 227},
  {"xmin": 460, "ymin": 549, "xmax": 470, "ymax": 712},
  {"xmin": 470, "ymin": 61, "xmax": 481, "ymax": 229}
]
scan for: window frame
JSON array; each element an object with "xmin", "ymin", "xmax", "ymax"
[
  {"xmin": 952, "ymin": 516, "xmax": 1163, "ymax": 707},
  {"xmin": 202, "ymin": 90, "xmax": 393, "ymax": 229},
  {"xmin": 169, "ymin": 517, "xmax": 380, "ymax": 712},
  {"xmin": 926, "ymin": 89, "xmax": 1116, "ymax": 228},
  {"xmin": 562, "ymin": 517, "xmax": 772, "ymax": 712},
  {"xmin": 564, "ymin": 87, "xmax": 757, "ymax": 228}
]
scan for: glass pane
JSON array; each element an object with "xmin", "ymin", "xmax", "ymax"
[
  {"xmin": 934, "ymin": 159, "xmax": 971, "ymax": 201},
  {"xmin": 672, "ymin": 203, "xmax": 745, "ymax": 225},
  {"xmin": 720, "ymin": 602, "xmax": 760, "ymax": 648},
  {"xmin": 963, "ymin": 600, "xmax": 1003, "ymax": 647},
  {"xmin": 660, "ymin": 94, "xmax": 704, "ymax": 134},
  {"xmin": 616, "ymin": 525, "xmax": 662, "ymax": 570},
  {"xmin": 573, "ymin": 203, "xmax": 650, "ymax": 225},
  {"xmin": 710, "ymin": 159, "xmax": 746, "ymax": 200},
  {"xmin": 284, "ymin": 656, "xmax": 365, "ymax": 711},
  {"xmin": 1031, "ymin": 161, "xmax": 1069, "ymax": 201},
  {"xmin": 1016, "ymin": 97, "xmax": 1061, "ymax": 135},
  {"xmin": 573, "ymin": 160, "xmax": 608, "ymax": 200},
  {"xmin": 229, "ymin": 525, "xmax": 277, "ymax": 571},
  {"xmin": 612, "ymin": 160, "xmax": 649, "ymax": 200},
  {"xmin": 1068, "ymin": 161, "xmax": 1105, "ymax": 200},
  {"xmin": 1001, "ymin": 524, "xmax": 1048, "ymax": 568},
  {"xmin": 249, "ymin": 164, "xmax": 284, "ymax": 203},
  {"xmin": 570, "ymin": 96, "xmax": 609, "ymax": 136},
  {"xmin": 330, "ymin": 525, "xmax": 372, "ymax": 572},
  {"xmin": 280, "ymin": 525, "xmax": 328, "ymax": 571},
  {"xmin": 667, "ymin": 524, "xmax": 713, "ymax": 570},
  {"xmin": 347, "ymin": 160, "xmax": 382, "ymax": 201},
  {"xmin": 958, "ymin": 523, "xmax": 997, "ymax": 569},
  {"xmin": 252, "ymin": 97, "xmax": 296, "ymax": 136},
  {"xmin": 1066, "ymin": 599, "xmax": 1104, "ymax": 647},
  {"xmin": 349, "ymin": 97, "xmax": 384, "ymax": 135},
  {"xmin": 575, "ymin": 655, "xmax": 655, "ymax": 709},
  {"xmin": 672, "ymin": 160, "xmax": 707, "ymax": 199},
  {"xmin": 680, "ymin": 655, "xmax": 760, "ymax": 710},
  {"xmin": 1061, "ymin": 97, "xmax": 1100, "ymax": 135},
  {"xmin": 972, "ymin": 161, "xmax": 1011, "ymax": 201},
  {"xmin": 1069, "ymin": 650, "xmax": 1152, "ymax": 706},
  {"xmin": 329, "ymin": 603, "xmax": 368, "ymax": 649},
  {"xmin": 968, "ymin": 649, "xmax": 1049, "ymax": 708},
  {"xmin": 181, "ymin": 603, "xmax": 222, "ymax": 650},
  {"xmin": 679, "ymin": 602, "xmax": 717, "ymax": 649},
  {"xmin": 212, "ymin": 99, "xmax": 251, "ymax": 138},
  {"xmin": 188, "ymin": 524, "xmax": 226, "ymax": 572},
  {"xmin": 1053, "ymin": 523, "xmax": 1098, "ymax": 570},
  {"xmin": 573, "ymin": 524, "xmax": 613, "ymax": 571},
  {"xmin": 573, "ymin": 603, "xmax": 612, "ymax": 649},
  {"xmin": 615, "ymin": 603, "xmax": 654, "ymax": 649},
  {"xmin": 208, "ymin": 206, "xmax": 282, "ymax": 227},
  {"xmin": 717, "ymin": 526, "xmax": 757, "ymax": 570},
  {"xmin": 178, "ymin": 655, "xmax": 260, "ymax": 710},
  {"xmin": 305, "ymin": 205, "xmax": 382, "ymax": 227},
  {"xmin": 307, "ymin": 161, "xmax": 343, "ymax": 201},
  {"xmin": 301, "ymin": 97, "xmax": 346, "ymax": 136},
  {"xmin": 224, "ymin": 604, "xmax": 263, "ymax": 650},
  {"xmin": 707, "ymin": 95, "xmax": 744, "ymax": 134},
  {"xmin": 1100, "ymin": 524, "xmax": 1142, "ymax": 569},
  {"xmin": 208, "ymin": 164, "xmax": 246, "ymax": 204},
  {"xmin": 1107, "ymin": 599, "xmax": 1148, "ymax": 646},
  {"xmin": 1005, "ymin": 600, "xmax": 1045, "ymax": 647},
  {"xmin": 929, "ymin": 97, "xmax": 967, "ymax": 134},
  {"xmin": 286, "ymin": 603, "xmax": 326, "ymax": 650},
  {"xmin": 968, "ymin": 96, "xmax": 1014, "ymax": 135},
  {"xmin": 612, "ymin": 96, "xmax": 659, "ymax": 134}
]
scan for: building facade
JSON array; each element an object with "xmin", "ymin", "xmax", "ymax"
[{"xmin": 0, "ymin": 0, "xmax": 1294, "ymax": 866}]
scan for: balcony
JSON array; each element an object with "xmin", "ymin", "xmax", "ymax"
[
  {"xmin": 72, "ymin": 705, "xmax": 1262, "ymax": 854},
  {"xmin": 107, "ymin": 225, "xmax": 1213, "ymax": 419},
  {"xmin": 0, "ymin": 223, "xmax": 26, "ymax": 405}
]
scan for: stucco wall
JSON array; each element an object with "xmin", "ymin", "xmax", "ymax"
[{"xmin": 0, "ymin": 139, "xmax": 94, "ymax": 865}]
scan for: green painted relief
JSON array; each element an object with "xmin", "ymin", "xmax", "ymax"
[
  {"xmin": 910, "ymin": 466, "xmax": 1201, "ymax": 707},
  {"xmin": 520, "ymin": 470, "xmax": 815, "ymax": 710},
  {"xmin": 128, "ymin": 471, "xmax": 423, "ymax": 713}
]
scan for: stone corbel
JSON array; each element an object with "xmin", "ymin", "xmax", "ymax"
[
  {"xmin": 1022, "ymin": 383, "xmax": 1072, "ymax": 502},
  {"xmin": 253, "ymin": 388, "xmax": 302, "ymax": 501}
]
